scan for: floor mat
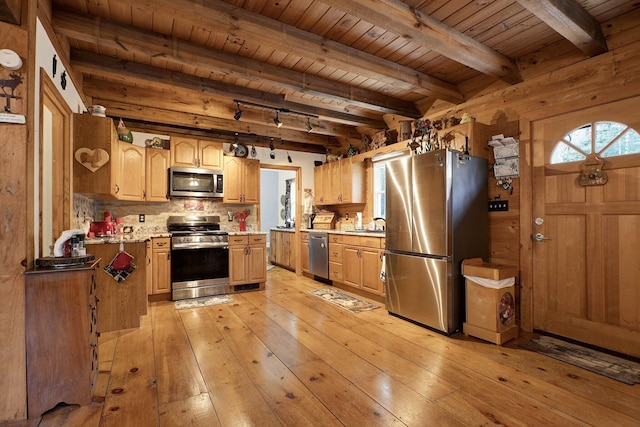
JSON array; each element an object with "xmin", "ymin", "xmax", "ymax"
[
  {"xmin": 174, "ymin": 295, "xmax": 235, "ymax": 310},
  {"xmin": 519, "ymin": 335, "xmax": 640, "ymax": 385},
  {"xmin": 309, "ymin": 288, "xmax": 379, "ymax": 314}
]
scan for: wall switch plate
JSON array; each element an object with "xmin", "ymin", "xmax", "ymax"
[
  {"xmin": 488, "ymin": 200, "xmax": 509, "ymax": 212},
  {"xmin": 138, "ymin": 214, "xmax": 145, "ymax": 222}
]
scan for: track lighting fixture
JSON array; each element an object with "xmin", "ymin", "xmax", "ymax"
[
  {"xmin": 233, "ymin": 102, "xmax": 243, "ymax": 121},
  {"xmin": 273, "ymin": 111, "xmax": 283, "ymax": 128},
  {"xmin": 233, "ymin": 99, "xmax": 319, "ymax": 130}
]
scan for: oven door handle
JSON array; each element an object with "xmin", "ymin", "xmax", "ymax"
[{"xmin": 171, "ymin": 244, "xmax": 229, "ymax": 250}]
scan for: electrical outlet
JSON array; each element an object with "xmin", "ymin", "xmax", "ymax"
[
  {"xmin": 138, "ymin": 214, "xmax": 145, "ymax": 222},
  {"xmin": 488, "ymin": 200, "xmax": 509, "ymax": 212}
]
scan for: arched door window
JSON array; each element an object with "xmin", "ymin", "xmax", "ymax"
[{"xmin": 550, "ymin": 121, "xmax": 640, "ymax": 164}]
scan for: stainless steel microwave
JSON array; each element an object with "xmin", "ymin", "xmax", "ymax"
[{"xmin": 169, "ymin": 167, "xmax": 224, "ymax": 198}]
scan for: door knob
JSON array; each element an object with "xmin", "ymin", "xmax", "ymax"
[{"xmin": 534, "ymin": 233, "xmax": 550, "ymax": 242}]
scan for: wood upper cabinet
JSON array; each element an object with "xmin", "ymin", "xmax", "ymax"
[
  {"xmin": 117, "ymin": 142, "xmax": 145, "ymax": 201},
  {"xmin": 314, "ymin": 158, "xmax": 364, "ymax": 205},
  {"xmin": 145, "ymin": 148, "xmax": 170, "ymax": 202},
  {"xmin": 436, "ymin": 121, "xmax": 490, "ymax": 159},
  {"xmin": 73, "ymin": 114, "xmax": 170, "ymax": 201},
  {"xmin": 223, "ymin": 156, "xmax": 260, "ymax": 204},
  {"xmin": 73, "ymin": 113, "xmax": 120, "ymax": 198},
  {"xmin": 171, "ymin": 137, "xmax": 223, "ymax": 169}
]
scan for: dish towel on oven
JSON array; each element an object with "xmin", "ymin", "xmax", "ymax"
[{"xmin": 380, "ymin": 254, "xmax": 386, "ymax": 281}]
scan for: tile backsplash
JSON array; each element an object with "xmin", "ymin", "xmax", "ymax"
[{"xmin": 73, "ymin": 194, "xmax": 259, "ymax": 234}]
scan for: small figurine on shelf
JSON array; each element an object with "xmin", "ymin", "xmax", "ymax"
[{"xmin": 234, "ymin": 209, "xmax": 250, "ymax": 231}]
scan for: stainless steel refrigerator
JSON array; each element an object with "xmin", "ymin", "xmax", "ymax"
[{"xmin": 385, "ymin": 149, "xmax": 488, "ymax": 334}]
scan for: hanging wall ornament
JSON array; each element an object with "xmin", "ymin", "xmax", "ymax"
[{"xmin": 577, "ymin": 156, "xmax": 608, "ymax": 187}]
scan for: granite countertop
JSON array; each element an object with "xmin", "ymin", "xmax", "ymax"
[
  {"xmin": 85, "ymin": 232, "xmax": 171, "ymax": 245},
  {"xmin": 303, "ymin": 229, "xmax": 386, "ymax": 237},
  {"xmin": 228, "ymin": 231, "xmax": 268, "ymax": 236}
]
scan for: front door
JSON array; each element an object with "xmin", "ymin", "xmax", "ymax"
[{"xmin": 532, "ymin": 97, "xmax": 640, "ymax": 357}]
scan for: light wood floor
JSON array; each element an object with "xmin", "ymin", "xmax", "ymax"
[{"xmin": 17, "ymin": 267, "xmax": 640, "ymax": 426}]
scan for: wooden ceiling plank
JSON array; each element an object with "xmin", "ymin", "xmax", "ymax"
[
  {"xmin": 89, "ymin": 96, "xmax": 343, "ymax": 150},
  {"xmin": 103, "ymin": 0, "xmax": 463, "ymax": 101},
  {"xmin": 53, "ymin": 10, "xmax": 422, "ymax": 117},
  {"xmin": 70, "ymin": 49, "xmax": 387, "ymax": 128},
  {"xmin": 318, "ymin": 0, "xmax": 523, "ymax": 84},
  {"xmin": 515, "ymin": 0, "xmax": 608, "ymax": 56}
]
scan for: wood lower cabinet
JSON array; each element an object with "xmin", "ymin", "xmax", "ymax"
[
  {"xmin": 25, "ymin": 260, "xmax": 100, "ymax": 418},
  {"xmin": 301, "ymin": 231, "xmax": 310, "ymax": 273},
  {"xmin": 229, "ymin": 234, "xmax": 267, "ymax": 291},
  {"xmin": 86, "ymin": 242, "xmax": 147, "ymax": 332},
  {"xmin": 335, "ymin": 234, "xmax": 385, "ymax": 296},
  {"xmin": 328, "ymin": 234, "xmax": 343, "ymax": 283},
  {"xmin": 151, "ymin": 237, "xmax": 171, "ymax": 295},
  {"xmin": 270, "ymin": 230, "xmax": 296, "ymax": 271}
]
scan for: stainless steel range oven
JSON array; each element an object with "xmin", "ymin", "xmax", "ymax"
[{"xmin": 167, "ymin": 216, "xmax": 229, "ymax": 300}]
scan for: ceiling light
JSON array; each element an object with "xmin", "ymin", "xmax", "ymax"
[
  {"xmin": 273, "ymin": 111, "xmax": 283, "ymax": 128},
  {"xmin": 306, "ymin": 117, "xmax": 313, "ymax": 133},
  {"xmin": 233, "ymin": 102, "xmax": 243, "ymax": 120}
]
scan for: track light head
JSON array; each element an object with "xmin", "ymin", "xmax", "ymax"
[
  {"xmin": 273, "ymin": 111, "xmax": 283, "ymax": 128},
  {"xmin": 233, "ymin": 102, "xmax": 243, "ymax": 121},
  {"xmin": 306, "ymin": 117, "xmax": 313, "ymax": 133}
]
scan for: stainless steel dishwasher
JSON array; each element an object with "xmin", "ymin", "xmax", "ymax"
[{"xmin": 308, "ymin": 232, "xmax": 329, "ymax": 279}]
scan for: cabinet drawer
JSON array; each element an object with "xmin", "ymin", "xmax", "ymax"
[
  {"xmin": 329, "ymin": 243, "xmax": 343, "ymax": 262},
  {"xmin": 329, "ymin": 234, "xmax": 343, "ymax": 244},
  {"xmin": 329, "ymin": 262, "xmax": 343, "ymax": 282},
  {"xmin": 342, "ymin": 235, "xmax": 360, "ymax": 246},
  {"xmin": 360, "ymin": 236, "xmax": 382, "ymax": 249},
  {"xmin": 153, "ymin": 237, "xmax": 170, "ymax": 249},
  {"xmin": 248, "ymin": 235, "xmax": 266, "ymax": 245},
  {"xmin": 229, "ymin": 235, "xmax": 248, "ymax": 246},
  {"xmin": 301, "ymin": 232, "xmax": 309, "ymax": 242}
]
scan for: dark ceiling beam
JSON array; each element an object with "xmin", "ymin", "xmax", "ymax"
[
  {"xmin": 123, "ymin": 119, "xmax": 329, "ymax": 154},
  {"xmin": 52, "ymin": 10, "xmax": 422, "ymax": 119},
  {"xmin": 102, "ymin": 0, "xmax": 464, "ymax": 103},
  {"xmin": 70, "ymin": 50, "xmax": 387, "ymax": 129},
  {"xmin": 516, "ymin": 0, "xmax": 608, "ymax": 56},
  {"xmin": 319, "ymin": 0, "xmax": 523, "ymax": 85}
]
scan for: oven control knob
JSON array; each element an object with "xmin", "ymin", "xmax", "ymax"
[{"xmin": 199, "ymin": 237, "xmax": 205, "ymax": 242}]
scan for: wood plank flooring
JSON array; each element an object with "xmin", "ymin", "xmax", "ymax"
[{"xmin": 14, "ymin": 266, "xmax": 640, "ymax": 426}]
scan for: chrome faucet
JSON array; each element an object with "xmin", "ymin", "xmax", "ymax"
[{"xmin": 373, "ymin": 217, "xmax": 386, "ymax": 231}]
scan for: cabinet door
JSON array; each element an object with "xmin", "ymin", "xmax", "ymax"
[
  {"xmin": 362, "ymin": 248, "xmax": 383, "ymax": 295},
  {"xmin": 269, "ymin": 230, "xmax": 278, "ymax": 264},
  {"xmin": 248, "ymin": 243, "xmax": 266, "ymax": 283},
  {"xmin": 223, "ymin": 156, "xmax": 242, "ymax": 203},
  {"xmin": 329, "ymin": 161, "xmax": 341, "ymax": 204},
  {"xmin": 287, "ymin": 233, "xmax": 296, "ymax": 270},
  {"xmin": 117, "ymin": 142, "xmax": 145, "ymax": 201},
  {"xmin": 73, "ymin": 114, "xmax": 119, "ymax": 198},
  {"xmin": 314, "ymin": 165, "xmax": 324, "ymax": 205},
  {"xmin": 301, "ymin": 233, "xmax": 310, "ymax": 273},
  {"xmin": 199, "ymin": 140, "xmax": 223, "ymax": 169},
  {"xmin": 146, "ymin": 148, "xmax": 170, "ymax": 202},
  {"xmin": 243, "ymin": 158, "xmax": 260, "ymax": 204},
  {"xmin": 342, "ymin": 245, "xmax": 362, "ymax": 288},
  {"xmin": 152, "ymin": 239, "xmax": 171, "ymax": 294},
  {"xmin": 280, "ymin": 232, "xmax": 290, "ymax": 267},
  {"xmin": 171, "ymin": 137, "xmax": 198, "ymax": 167},
  {"xmin": 229, "ymin": 245, "xmax": 248, "ymax": 285}
]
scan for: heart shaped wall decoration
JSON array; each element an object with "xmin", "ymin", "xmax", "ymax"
[{"xmin": 75, "ymin": 148, "xmax": 109, "ymax": 172}]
